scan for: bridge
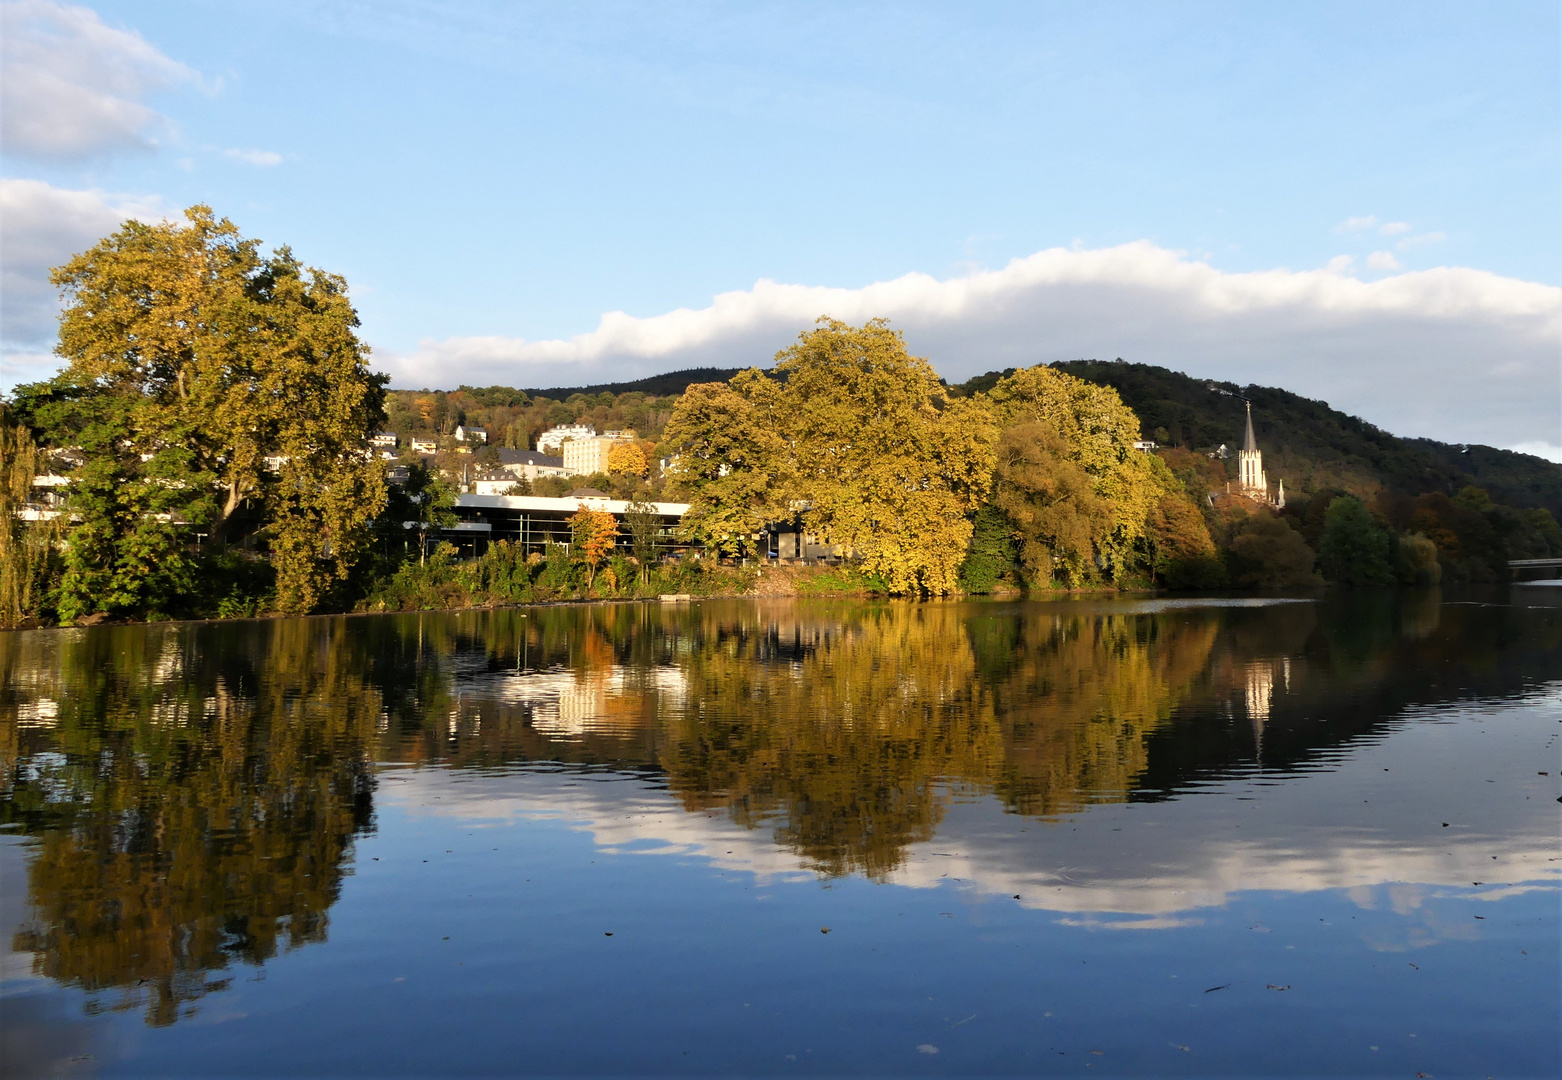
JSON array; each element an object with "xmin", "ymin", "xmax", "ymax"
[{"xmin": 1509, "ymin": 558, "xmax": 1562, "ymax": 582}]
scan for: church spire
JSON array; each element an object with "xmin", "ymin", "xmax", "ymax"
[{"xmin": 1243, "ymin": 401, "xmax": 1258, "ymax": 452}]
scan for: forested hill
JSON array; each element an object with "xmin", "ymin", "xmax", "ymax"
[
  {"xmin": 968, "ymin": 359, "xmax": 1560, "ymax": 517},
  {"xmin": 517, "ymin": 367, "xmax": 746, "ymax": 399}
]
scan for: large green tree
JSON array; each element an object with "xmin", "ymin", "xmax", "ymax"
[
  {"xmin": 1318, "ymin": 495, "xmax": 1396, "ymax": 585},
  {"xmin": 29, "ymin": 206, "xmax": 387, "ymax": 618}
]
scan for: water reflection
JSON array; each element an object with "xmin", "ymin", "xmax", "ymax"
[
  {"xmin": 2, "ymin": 590, "xmax": 1558, "ymax": 1031},
  {"xmin": 2, "ymin": 621, "xmax": 381, "ymax": 1025}
]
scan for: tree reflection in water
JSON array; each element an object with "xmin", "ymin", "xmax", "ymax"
[
  {"xmin": 2, "ymin": 620, "xmax": 381, "ymax": 1026},
  {"xmin": 2, "ymin": 591, "xmax": 1556, "ymax": 1026}
]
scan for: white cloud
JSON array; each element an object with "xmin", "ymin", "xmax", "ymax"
[
  {"xmin": 1366, "ymin": 250, "xmax": 1401, "ymax": 271},
  {"xmin": 1397, "ymin": 231, "xmax": 1447, "ymax": 251},
  {"xmin": 1508, "ymin": 442, "xmax": 1562, "ymax": 464},
  {"xmin": 0, "ymin": 178, "xmax": 173, "ymax": 379},
  {"xmin": 0, "ymin": 0, "xmax": 198, "ymax": 160},
  {"xmin": 1334, "ymin": 215, "xmax": 1378, "ymax": 234},
  {"xmin": 1379, "ymin": 221, "xmax": 1412, "ymax": 237},
  {"xmin": 224, "ymin": 147, "xmax": 283, "ymax": 167},
  {"xmin": 378, "ymin": 240, "xmax": 1562, "ymax": 448},
  {"xmin": 1324, "ymin": 254, "xmax": 1356, "ymax": 275}
]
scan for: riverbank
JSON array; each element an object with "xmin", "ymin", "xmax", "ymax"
[{"xmin": 4, "ymin": 556, "xmax": 1180, "ymax": 630}]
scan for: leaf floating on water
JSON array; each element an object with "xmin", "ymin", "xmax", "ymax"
[
  {"xmin": 820, "ymin": 927, "xmax": 831, "ymax": 934},
  {"xmin": 1090, "ymin": 1049, "xmax": 1104, "ymax": 1055},
  {"xmin": 604, "ymin": 932, "xmax": 614, "ymax": 936},
  {"xmin": 916, "ymin": 1044, "xmax": 939, "ymax": 1055},
  {"xmin": 1266, "ymin": 984, "xmax": 1290, "ymax": 991},
  {"xmin": 1204, "ymin": 984, "xmax": 1230, "ymax": 993}
]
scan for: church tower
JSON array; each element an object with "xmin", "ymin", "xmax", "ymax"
[{"xmin": 1237, "ymin": 402, "xmax": 1269, "ymax": 499}]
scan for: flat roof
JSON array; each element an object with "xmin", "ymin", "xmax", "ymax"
[{"xmin": 456, "ymin": 494, "xmax": 689, "ymax": 516}]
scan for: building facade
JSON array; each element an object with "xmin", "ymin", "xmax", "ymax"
[
  {"xmin": 537, "ymin": 424, "xmax": 596, "ymax": 453},
  {"xmin": 562, "ymin": 436, "xmax": 629, "ymax": 476}
]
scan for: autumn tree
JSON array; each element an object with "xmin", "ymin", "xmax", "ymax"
[
  {"xmin": 775, "ymin": 319, "xmax": 997, "ymax": 593},
  {"xmin": 666, "ymin": 320, "xmax": 995, "ymax": 592},
  {"xmin": 989, "ymin": 421, "xmax": 1109, "ymax": 587},
  {"xmin": 568, "ymin": 505, "xmax": 618, "ymax": 591},
  {"xmin": 1146, "ymin": 495, "xmax": 1223, "ymax": 588},
  {"xmin": 986, "ymin": 365, "xmax": 1178, "ymax": 585},
  {"xmin": 606, "ymin": 441, "xmax": 649, "ymax": 476},
  {"xmin": 31, "ymin": 206, "xmax": 387, "ymax": 617},
  {"xmin": 663, "ymin": 373, "xmax": 789, "ymax": 556}
]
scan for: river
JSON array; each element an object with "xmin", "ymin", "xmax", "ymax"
[{"xmin": 2, "ymin": 590, "xmax": 1558, "ymax": 1076}]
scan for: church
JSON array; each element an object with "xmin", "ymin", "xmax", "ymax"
[{"xmin": 1235, "ymin": 402, "xmax": 1285, "ymax": 509}]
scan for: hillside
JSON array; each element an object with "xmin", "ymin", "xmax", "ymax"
[
  {"xmin": 994, "ymin": 360, "xmax": 1562, "ymax": 516},
  {"xmin": 390, "ymin": 359, "xmax": 1559, "ymax": 517},
  {"xmin": 516, "ymin": 367, "xmax": 747, "ymax": 399}
]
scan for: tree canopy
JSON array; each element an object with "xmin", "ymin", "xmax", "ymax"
[
  {"xmin": 665, "ymin": 319, "xmax": 996, "ymax": 592},
  {"xmin": 19, "ymin": 206, "xmax": 387, "ymax": 617}
]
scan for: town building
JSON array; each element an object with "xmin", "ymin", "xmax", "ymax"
[
  {"xmin": 454, "ymin": 424, "xmax": 487, "ymax": 444},
  {"xmin": 537, "ymin": 424, "xmax": 596, "ymax": 453},
  {"xmin": 471, "ymin": 473, "xmax": 527, "ymax": 495},
  {"xmin": 443, "ymin": 493, "xmax": 691, "ymax": 558},
  {"xmin": 409, "ymin": 436, "xmax": 438, "ymax": 454},
  {"xmin": 369, "ymin": 432, "xmax": 398, "ymax": 450},
  {"xmin": 562, "ymin": 435, "xmax": 632, "ymax": 476},
  {"xmin": 492, "ymin": 448, "xmax": 567, "ymax": 482}
]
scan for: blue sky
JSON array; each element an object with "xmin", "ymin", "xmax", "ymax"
[{"xmin": 2, "ymin": 1, "xmax": 1558, "ymax": 451}]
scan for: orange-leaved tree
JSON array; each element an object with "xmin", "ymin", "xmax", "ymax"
[{"xmin": 568, "ymin": 505, "xmax": 618, "ymax": 591}]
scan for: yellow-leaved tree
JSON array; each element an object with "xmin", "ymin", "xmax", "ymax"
[
  {"xmin": 986, "ymin": 365, "xmax": 1186, "ymax": 585},
  {"xmin": 664, "ymin": 318, "xmax": 996, "ymax": 593},
  {"xmin": 32, "ymin": 206, "xmax": 387, "ymax": 617},
  {"xmin": 778, "ymin": 319, "xmax": 996, "ymax": 593},
  {"xmin": 605, "ymin": 440, "xmax": 649, "ymax": 477},
  {"xmin": 662, "ymin": 371, "xmax": 790, "ymax": 556}
]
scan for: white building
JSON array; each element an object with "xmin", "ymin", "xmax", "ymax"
[
  {"xmin": 562, "ymin": 435, "xmax": 631, "ymax": 476},
  {"xmin": 493, "ymin": 449, "xmax": 567, "ymax": 482},
  {"xmin": 454, "ymin": 424, "xmax": 487, "ymax": 444},
  {"xmin": 537, "ymin": 424, "xmax": 596, "ymax": 453}
]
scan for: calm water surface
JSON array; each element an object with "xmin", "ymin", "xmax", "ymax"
[{"xmin": 1, "ymin": 592, "xmax": 1558, "ymax": 1077}]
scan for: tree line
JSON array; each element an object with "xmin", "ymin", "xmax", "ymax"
[{"xmin": 3, "ymin": 207, "xmax": 1559, "ymax": 627}]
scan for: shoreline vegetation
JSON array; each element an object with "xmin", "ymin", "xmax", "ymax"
[
  {"xmin": 4, "ymin": 206, "xmax": 1560, "ymax": 630},
  {"xmin": 0, "ymin": 565, "xmax": 1166, "ymax": 633}
]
